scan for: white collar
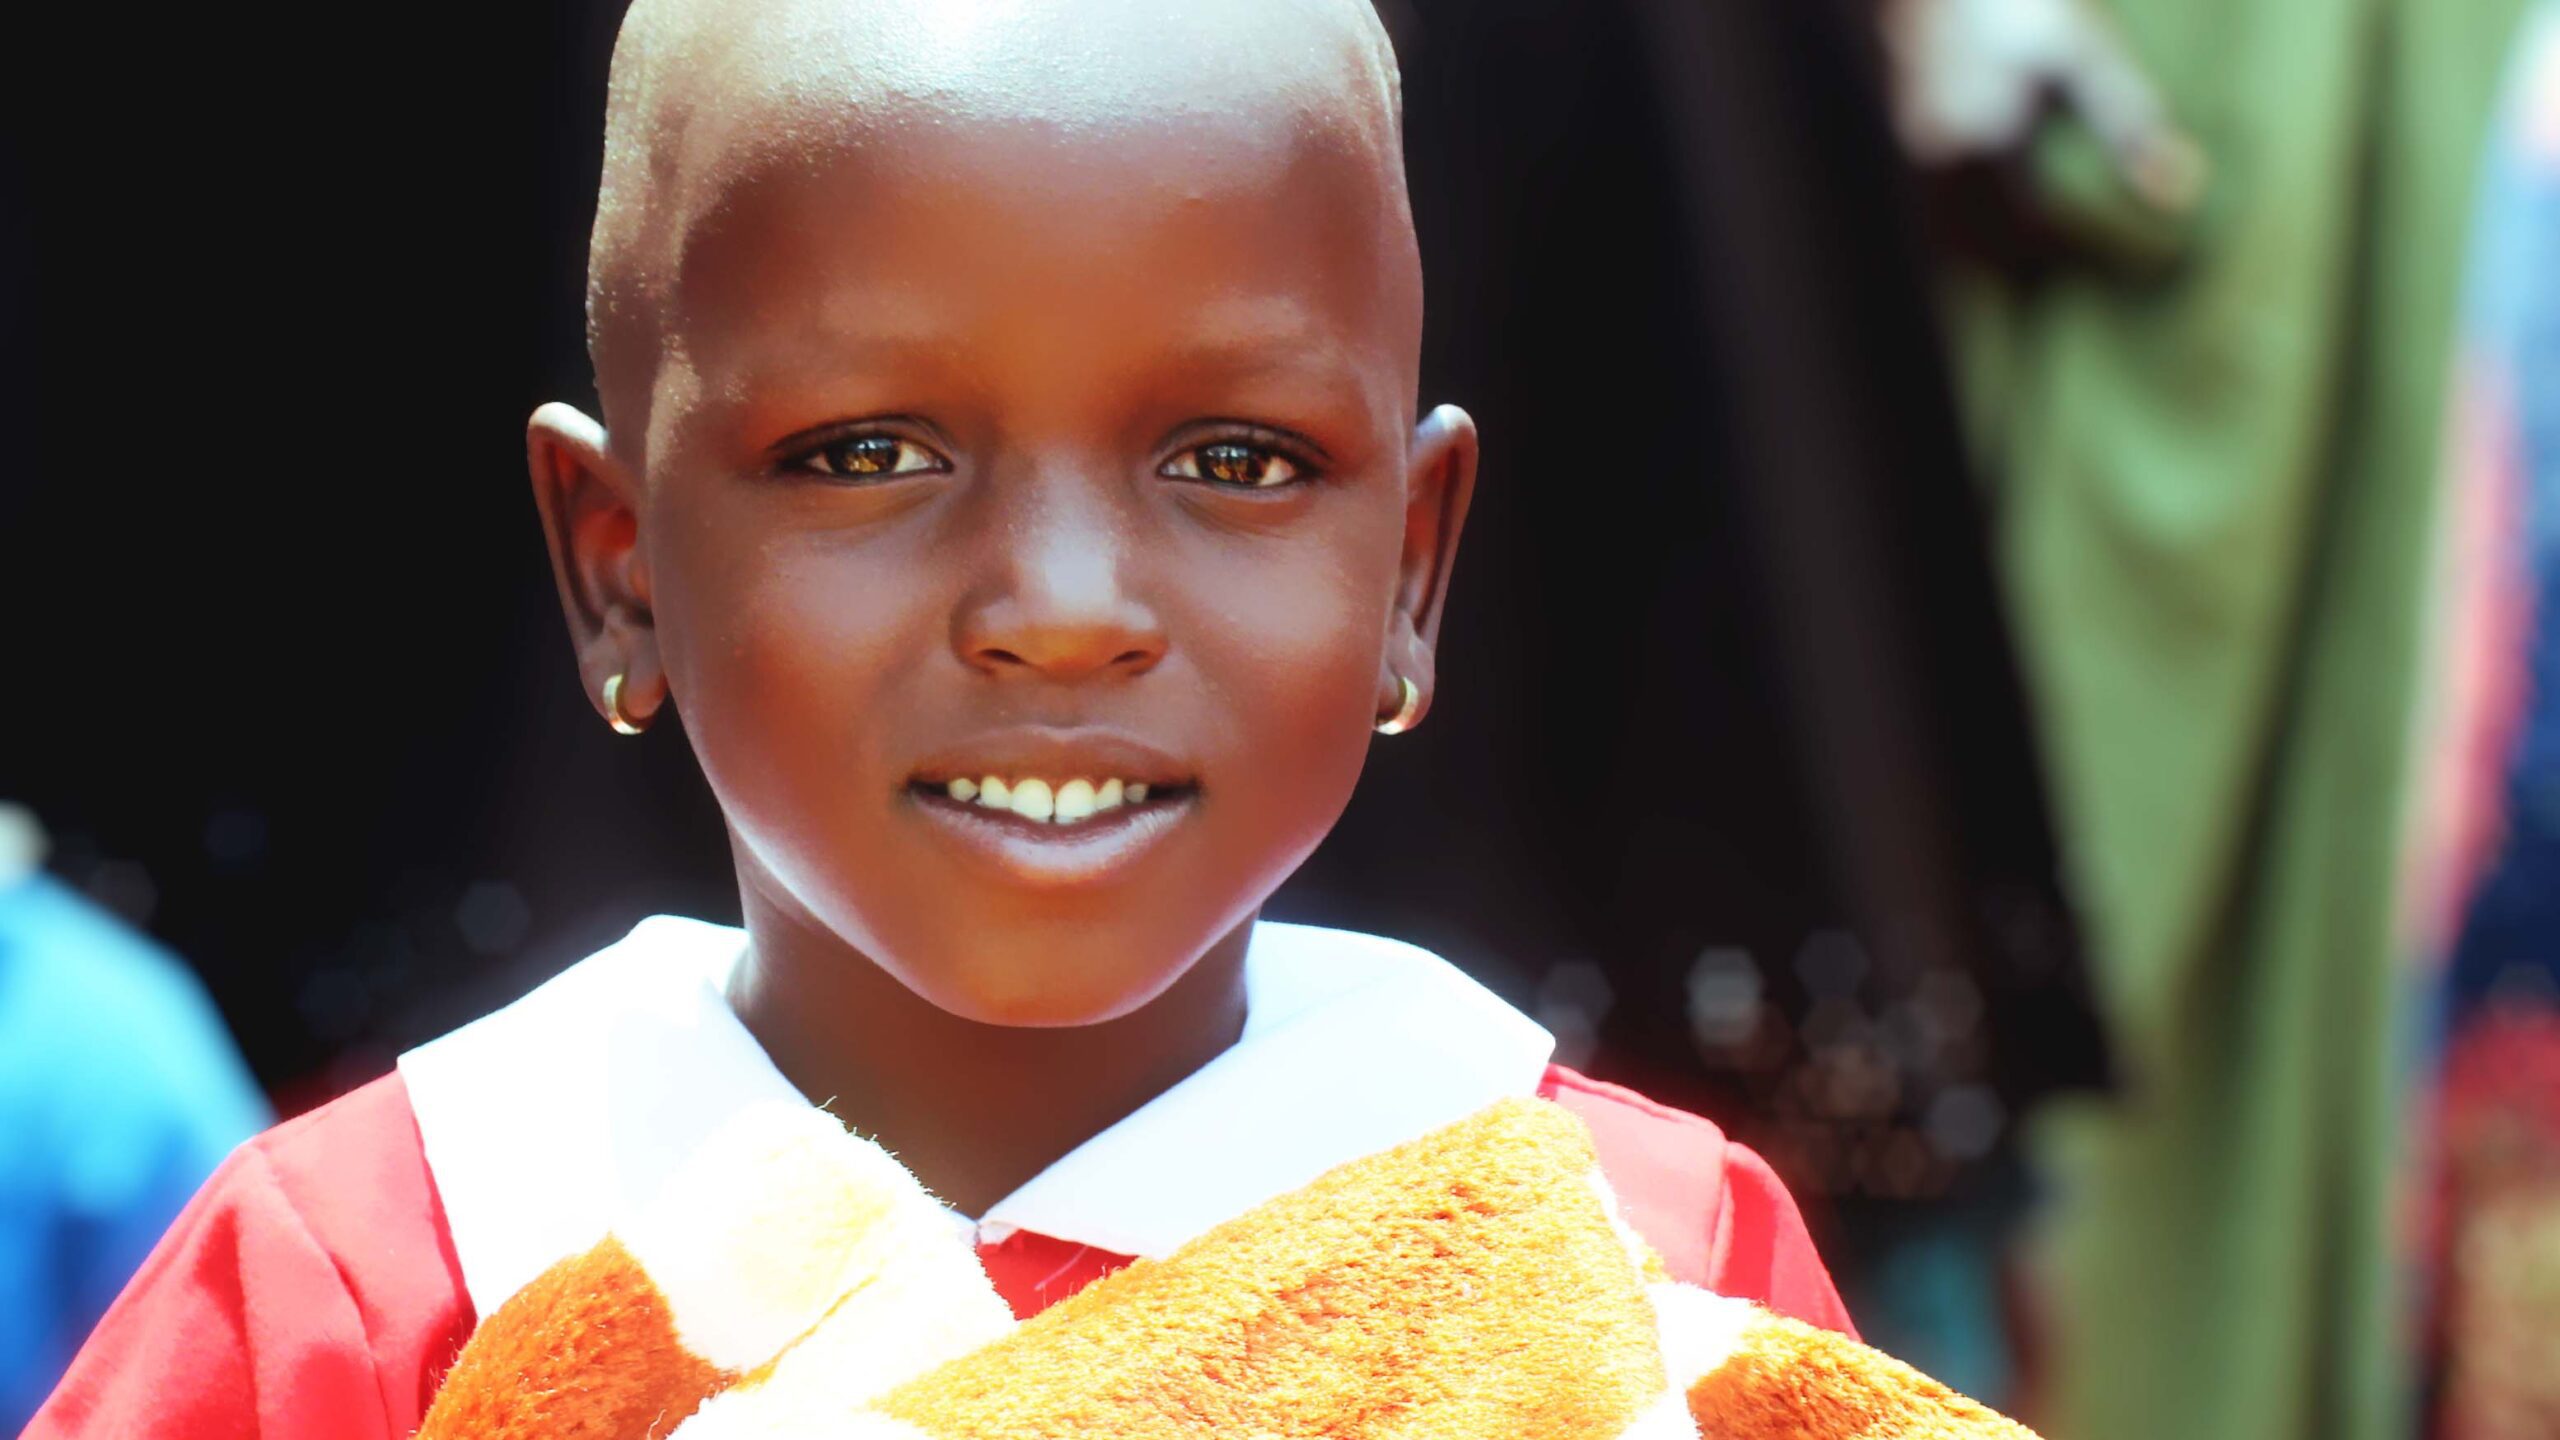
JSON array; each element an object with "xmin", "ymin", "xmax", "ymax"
[{"xmin": 400, "ymin": 916, "xmax": 1554, "ymax": 1318}]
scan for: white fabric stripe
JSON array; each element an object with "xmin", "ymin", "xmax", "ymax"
[
  {"xmin": 975, "ymin": 924, "xmax": 1555, "ymax": 1256},
  {"xmin": 399, "ymin": 918, "xmax": 800, "ymax": 1317},
  {"xmin": 400, "ymin": 916, "xmax": 1554, "ymax": 1316}
]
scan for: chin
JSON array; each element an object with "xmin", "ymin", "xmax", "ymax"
[
  {"xmin": 898, "ymin": 939, "xmax": 1193, "ymax": 1031},
  {"xmin": 939, "ymin": 991, "xmax": 1131, "ymax": 1030}
]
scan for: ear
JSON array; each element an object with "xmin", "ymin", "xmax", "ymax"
[
  {"xmin": 527, "ymin": 402, "xmax": 666, "ymax": 730},
  {"xmin": 1379, "ymin": 403, "xmax": 1479, "ymax": 729}
]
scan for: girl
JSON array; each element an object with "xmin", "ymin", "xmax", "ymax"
[{"xmin": 31, "ymin": 1, "xmax": 1848, "ymax": 1433}]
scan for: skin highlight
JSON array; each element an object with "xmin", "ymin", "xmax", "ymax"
[{"xmin": 527, "ymin": 0, "xmax": 1475, "ymax": 1216}]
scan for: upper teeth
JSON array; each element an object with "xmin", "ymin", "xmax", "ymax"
[{"xmin": 944, "ymin": 775, "xmax": 1154, "ymax": 823}]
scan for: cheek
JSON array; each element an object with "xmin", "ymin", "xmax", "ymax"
[
  {"xmin": 1233, "ymin": 575, "xmax": 1382, "ymax": 723},
  {"xmin": 1190, "ymin": 520, "xmax": 1399, "ymax": 844},
  {"xmin": 650, "ymin": 508, "xmax": 933, "ymax": 846}
]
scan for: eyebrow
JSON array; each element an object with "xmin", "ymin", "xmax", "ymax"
[
  {"xmin": 705, "ymin": 325, "xmax": 974, "ymax": 440},
  {"xmin": 705, "ymin": 296, "xmax": 1389, "ymax": 451},
  {"xmin": 1159, "ymin": 294, "xmax": 1349, "ymax": 366},
  {"xmin": 1148, "ymin": 313, "xmax": 1383, "ymax": 420},
  {"xmin": 747, "ymin": 319, "xmax": 965, "ymax": 378}
]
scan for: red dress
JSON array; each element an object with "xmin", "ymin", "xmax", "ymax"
[{"xmin": 28, "ymin": 1066, "xmax": 1850, "ymax": 1438}]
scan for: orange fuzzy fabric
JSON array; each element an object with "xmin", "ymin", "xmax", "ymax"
[
  {"xmin": 1685, "ymin": 1307, "xmax": 2036, "ymax": 1439},
  {"xmin": 872, "ymin": 1097, "xmax": 1666, "ymax": 1439},
  {"xmin": 418, "ymin": 1235, "xmax": 731, "ymax": 1440},
  {"xmin": 416, "ymin": 1097, "xmax": 2046, "ymax": 1440}
]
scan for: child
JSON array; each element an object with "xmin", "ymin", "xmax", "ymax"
[{"xmin": 30, "ymin": 1, "xmax": 1851, "ymax": 1433}]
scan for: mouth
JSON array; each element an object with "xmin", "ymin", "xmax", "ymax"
[
  {"xmin": 901, "ymin": 752, "xmax": 1202, "ymax": 887},
  {"xmin": 907, "ymin": 772, "xmax": 1198, "ymax": 828}
]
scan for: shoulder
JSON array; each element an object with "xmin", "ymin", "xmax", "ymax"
[
  {"xmin": 28, "ymin": 1073, "xmax": 472, "ymax": 1439},
  {"xmin": 243, "ymin": 1071, "xmax": 477, "ymax": 1398},
  {"xmin": 251, "ymin": 1068, "xmax": 450, "ymax": 1237},
  {"xmin": 1537, "ymin": 1064, "xmax": 1857, "ymax": 1338},
  {"xmin": 1536, "ymin": 1064, "xmax": 1736, "ymax": 1276}
]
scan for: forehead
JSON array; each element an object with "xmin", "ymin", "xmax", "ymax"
[
  {"xmin": 676, "ymin": 108, "xmax": 1406, "ymax": 409},
  {"xmin": 597, "ymin": 0, "xmax": 1416, "ymax": 443}
]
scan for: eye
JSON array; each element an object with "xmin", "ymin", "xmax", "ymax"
[
  {"xmin": 1160, "ymin": 439, "xmax": 1307, "ymax": 490},
  {"xmin": 791, "ymin": 432, "xmax": 947, "ymax": 481}
]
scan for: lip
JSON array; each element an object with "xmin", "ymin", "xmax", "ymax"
[
  {"xmin": 905, "ymin": 782, "xmax": 1198, "ymax": 888},
  {"xmin": 906, "ymin": 729, "xmax": 1197, "ymax": 792},
  {"xmin": 903, "ymin": 728, "xmax": 1202, "ymax": 887}
]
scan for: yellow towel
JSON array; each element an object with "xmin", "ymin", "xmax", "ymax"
[
  {"xmin": 417, "ymin": 1101, "xmax": 1011, "ymax": 1439},
  {"xmin": 422, "ymin": 1098, "xmax": 2040, "ymax": 1440},
  {"xmin": 866, "ymin": 1098, "xmax": 1665, "ymax": 1439}
]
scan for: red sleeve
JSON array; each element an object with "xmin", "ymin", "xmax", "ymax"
[
  {"xmin": 26, "ymin": 1073, "xmax": 474, "ymax": 1439},
  {"xmin": 24, "ymin": 1145, "xmax": 390, "ymax": 1440},
  {"xmin": 1706, "ymin": 1139, "xmax": 1858, "ymax": 1337},
  {"xmin": 1539, "ymin": 1064, "xmax": 1856, "ymax": 1338}
]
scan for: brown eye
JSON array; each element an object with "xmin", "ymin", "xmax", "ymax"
[
  {"xmin": 796, "ymin": 433, "xmax": 944, "ymax": 480},
  {"xmin": 1162, "ymin": 440, "xmax": 1304, "ymax": 489}
]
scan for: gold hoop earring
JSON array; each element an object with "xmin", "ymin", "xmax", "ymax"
[
  {"xmin": 1375, "ymin": 675, "xmax": 1423, "ymax": 736},
  {"xmin": 602, "ymin": 672, "xmax": 648, "ymax": 736}
]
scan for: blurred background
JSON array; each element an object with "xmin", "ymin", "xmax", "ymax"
[{"xmin": 4, "ymin": 0, "xmax": 2557, "ymax": 1435}]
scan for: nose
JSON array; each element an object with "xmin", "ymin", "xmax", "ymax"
[{"xmin": 953, "ymin": 494, "xmax": 1167, "ymax": 682}]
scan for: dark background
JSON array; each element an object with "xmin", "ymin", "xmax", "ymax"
[{"xmin": 1, "ymin": 0, "xmax": 2103, "ymax": 1283}]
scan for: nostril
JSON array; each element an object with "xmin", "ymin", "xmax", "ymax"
[
  {"xmin": 1112, "ymin": 648, "xmax": 1154, "ymax": 667},
  {"xmin": 980, "ymin": 647, "xmax": 1028, "ymax": 666}
]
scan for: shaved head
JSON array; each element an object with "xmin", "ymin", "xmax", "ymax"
[{"xmin": 587, "ymin": 0, "xmax": 1413, "ymax": 450}]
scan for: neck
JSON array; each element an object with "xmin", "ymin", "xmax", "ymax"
[{"xmin": 724, "ymin": 886, "xmax": 1252, "ymax": 1220}]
